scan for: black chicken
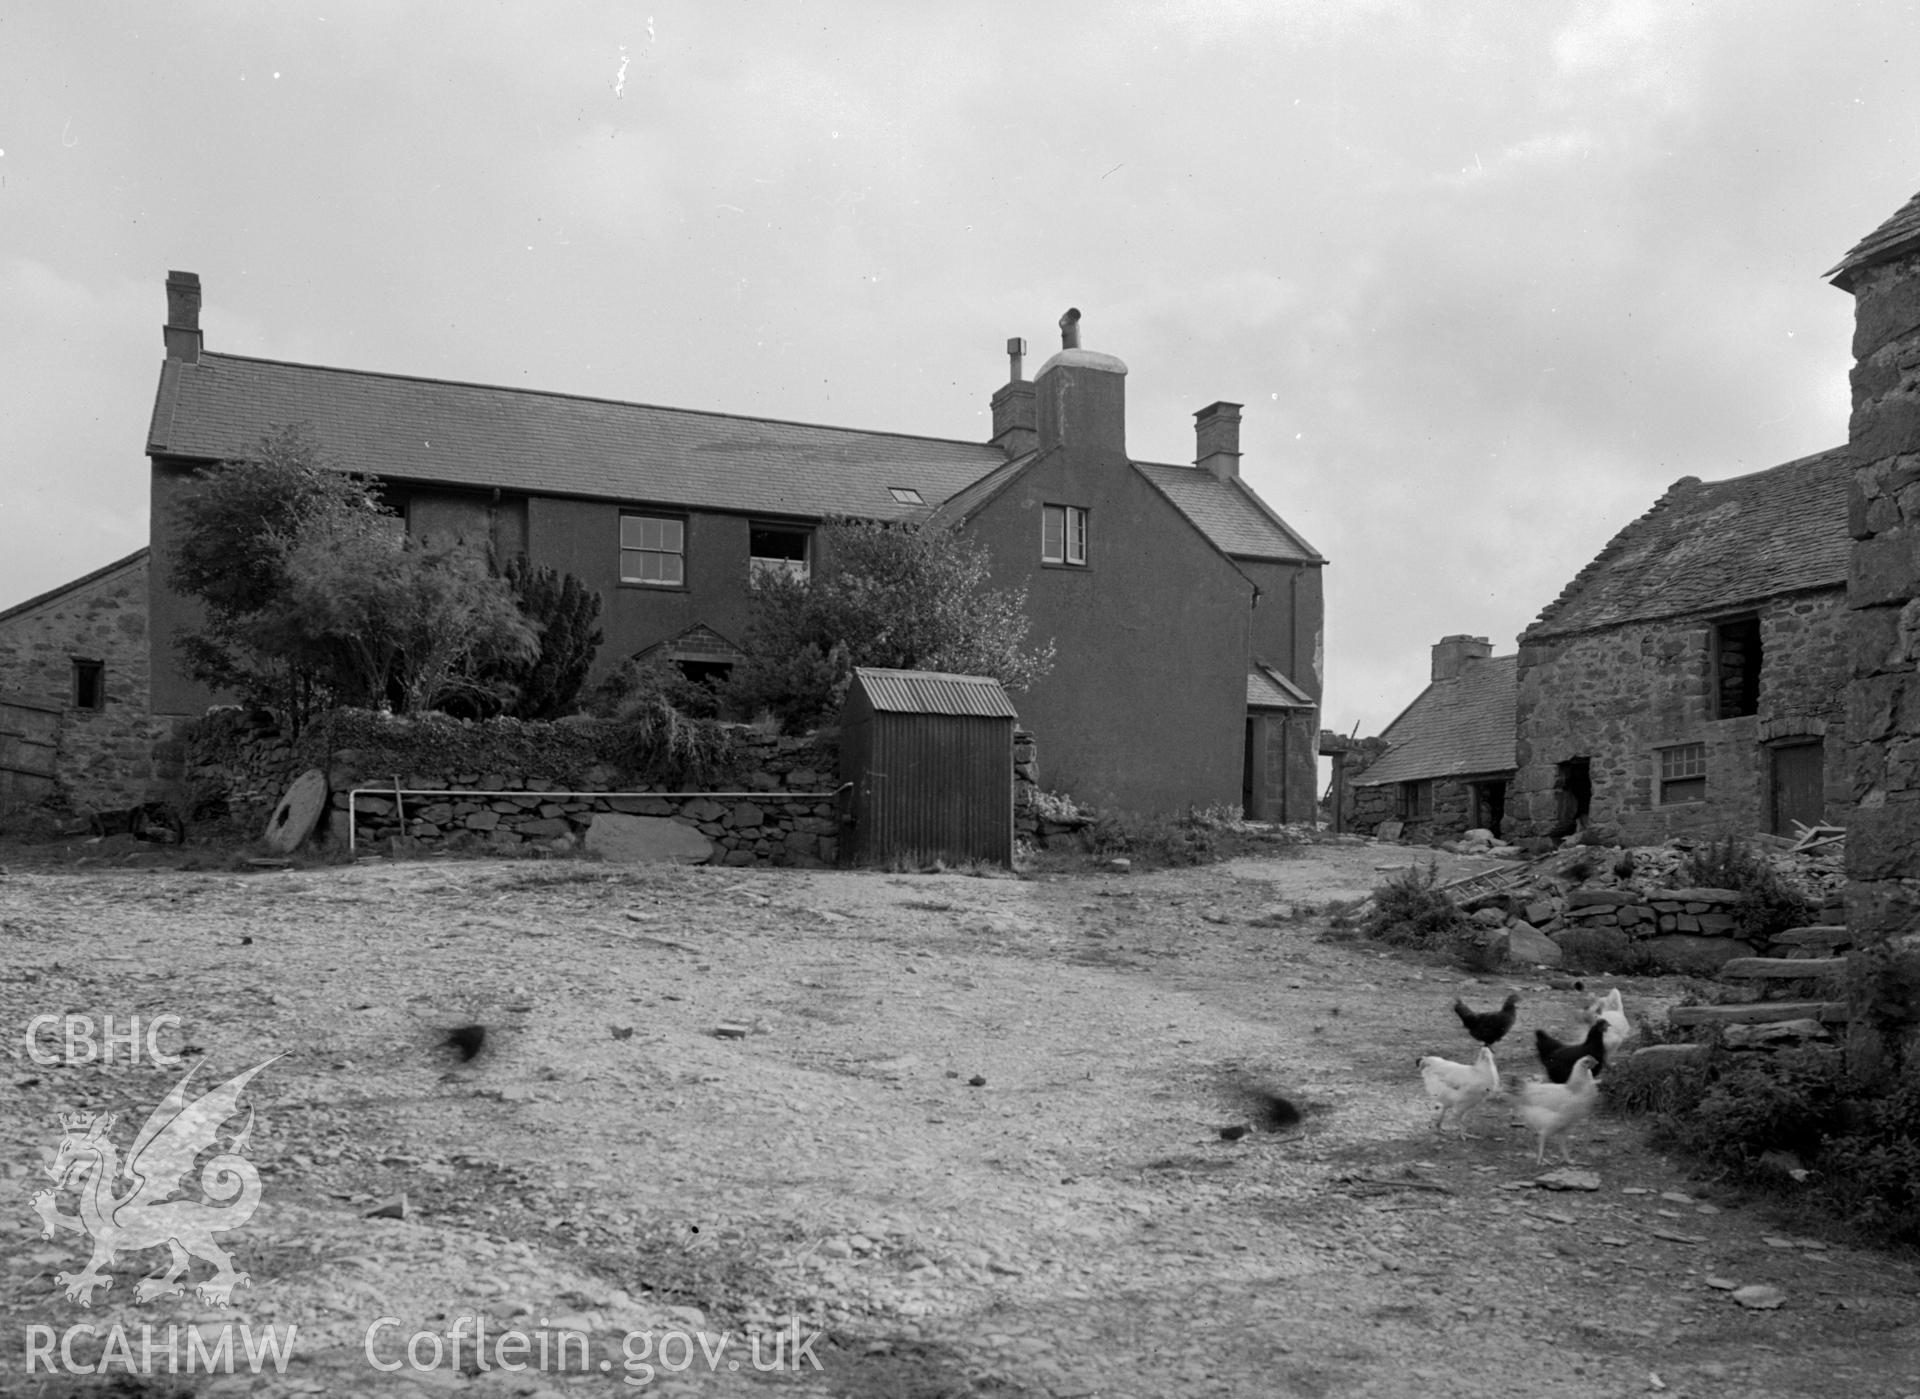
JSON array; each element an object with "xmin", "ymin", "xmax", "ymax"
[
  {"xmin": 1453, "ymin": 993, "xmax": 1519, "ymax": 1047},
  {"xmin": 1535, "ymin": 1020, "xmax": 1608, "ymax": 1083}
]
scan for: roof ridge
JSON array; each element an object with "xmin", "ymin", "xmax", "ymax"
[{"xmin": 192, "ymin": 352, "xmax": 997, "ymax": 453}]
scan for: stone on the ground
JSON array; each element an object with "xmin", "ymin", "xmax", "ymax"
[
  {"xmin": 1536, "ymin": 1167, "xmax": 1600, "ymax": 1191},
  {"xmin": 1505, "ymin": 920, "xmax": 1563, "ymax": 967},
  {"xmin": 585, "ymin": 812, "xmax": 715, "ymax": 864},
  {"xmin": 1732, "ymin": 1284, "xmax": 1785, "ymax": 1310}
]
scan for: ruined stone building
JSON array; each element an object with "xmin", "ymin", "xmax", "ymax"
[
  {"xmin": 1510, "ymin": 448, "xmax": 1854, "ymax": 843},
  {"xmin": 1346, "ymin": 635, "xmax": 1516, "ymax": 841}
]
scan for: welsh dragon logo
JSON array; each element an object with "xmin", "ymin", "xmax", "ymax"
[{"xmin": 30, "ymin": 1057, "xmax": 278, "ymax": 1307}]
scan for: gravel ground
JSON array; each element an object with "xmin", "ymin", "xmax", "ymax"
[{"xmin": 2, "ymin": 838, "xmax": 1917, "ymax": 1398}]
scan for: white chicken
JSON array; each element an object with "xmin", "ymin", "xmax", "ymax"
[
  {"xmin": 1416, "ymin": 1046, "xmax": 1499, "ymax": 1138},
  {"xmin": 1584, "ymin": 987, "xmax": 1635, "ymax": 1054},
  {"xmin": 1516, "ymin": 1056, "xmax": 1601, "ymax": 1164}
]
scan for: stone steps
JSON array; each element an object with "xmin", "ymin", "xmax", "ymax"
[
  {"xmin": 1668, "ymin": 1001, "xmax": 1850, "ymax": 1026},
  {"xmin": 1770, "ymin": 925, "xmax": 1851, "ymax": 951},
  {"xmin": 1719, "ymin": 956, "xmax": 1848, "ymax": 981}
]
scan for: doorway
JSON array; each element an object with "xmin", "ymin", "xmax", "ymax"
[{"xmin": 1770, "ymin": 741, "xmax": 1824, "ymax": 836}]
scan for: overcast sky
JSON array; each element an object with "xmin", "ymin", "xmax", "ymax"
[{"xmin": 3, "ymin": 2, "xmax": 1916, "ymax": 742}]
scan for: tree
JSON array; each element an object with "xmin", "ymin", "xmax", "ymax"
[
  {"xmin": 257, "ymin": 513, "xmax": 538, "ymax": 714},
  {"xmin": 169, "ymin": 425, "xmax": 539, "ymax": 720},
  {"xmin": 169, "ymin": 425, "xmax": 387, "ymax": 723},
  {"xmin": 483, "ymin": 557, "xmax": 604, "ymax": 720},
  {"xmin": 724, "ymin": 517, "xmax": 1054, "ymax": 731}
]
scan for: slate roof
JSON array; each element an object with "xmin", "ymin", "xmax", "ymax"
[
  {"xmin": 1134, "ymin": 463, "xmax": 1323, "ymax": 563},
  {"xmin": 1247, "ymin": 663, "xmax": 1314, "ymax": 709},
  {"xmin": 0, "ymin": 549, "xmax": 148, "ymax": 627},
  {"xmin": 1524, "ymin": 446, "xmax": 1852, "ymax": 641},
  {"xmin": 921, "ymin": 448, "xmax": 1322, "ymax": 567},
  {"xmin": 147, "ymin": 354, "xmax": 1005, "ymax": 523},
  {"xmin": 1353, "ymin": 654, "xmax": 1517, "ymax": 786},
  {"xmin": 1827, "ymin": 186, "xmax": 1920, "ymax": 291}
]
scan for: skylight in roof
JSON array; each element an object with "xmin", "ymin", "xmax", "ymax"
[{"xmin": 888, "ymin": 487, "xmax": 924, "ymax": 504}]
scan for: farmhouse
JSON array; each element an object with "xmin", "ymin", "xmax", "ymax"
[
  {"xmin": 143, "ymin": 276, "xmax": 1323, "ymax": 819},
  {"xmin": 1510, "ymin": 447, "xmax": 1854, "ymax": 843}
]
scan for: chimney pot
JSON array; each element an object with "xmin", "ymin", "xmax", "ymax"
[
  {"xmin": 1194, "ymin": 401, "xmax": 1243, "ymax": 481},
  {"xmin": 1006, "ymin": 337, "xmax": 1027, "ymax": 383},
  {"xmin": 1059, "ymin": 307, "xmax": 1081, "ymax": 349},
  {"xmin": 164, "ymin": 270, "xmax": 203, "ymax": 364}
]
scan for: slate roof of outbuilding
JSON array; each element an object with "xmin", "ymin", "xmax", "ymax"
[
  {"xmin": 1353, "ymin": 654, "xmax": 1517, "ymax": 787},
  {"xmin": 1827, "ymin": 186, "xmax": 1920, "ymax": 290},
  {"xmin": 1247, "ymin": 663, "xmax": 1314, "ymax": 709},
  {"xmin": 147, "ymin": 354, "xmax": 1005, "ymax": 523},
  {"xmin": 1523, "ymin": 446, "xmax": 1852, "ymax": 641}
]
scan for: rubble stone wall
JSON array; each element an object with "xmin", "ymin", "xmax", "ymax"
[
  {"xmin": 1842, "ymin": 252, "xmax": 1920, "ymax": 940},
  {"xmin": 1512, "ymin": 591, "xmax": 1850, "ymax": 843},
  {"xmin": 0, "ymin": 552, "xmax": 158, "ymax": 811}
]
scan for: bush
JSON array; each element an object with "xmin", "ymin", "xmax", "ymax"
[
  {"xmin": 1554, "ymin": 925, "xmax": 1660, "ymax": 976},
  {"xmin": 1361, "ymin": 862, "xmax": 1470, "ymax": 953},
  {"xmin": 1675, "ymin": 836, "xmax": 1814, "ymax": 942},
  {"xmin": 1616, "ymin": 1043, "xmax": 1920, "ymax": 1247}
]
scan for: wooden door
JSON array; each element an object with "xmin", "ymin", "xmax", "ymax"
[
  {"xmin": 1770, "ymin": 741, "xmax": 1824, "ymax": 836},
  {"xmin": 0, "ymin": 696, "xmax": 60, "ymax": 807}
]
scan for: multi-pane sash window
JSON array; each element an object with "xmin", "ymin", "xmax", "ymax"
[
  {"xmin": 1659, "ymin": 743, "xmax": 1706, "ymax": 804},
  {"xmin": 620, "ymin": 515, "xmax": 685, "ymax": 586},
  {"xmin": 1042, "ymin": 504, "xmax": 1088, "ymax": 565}
]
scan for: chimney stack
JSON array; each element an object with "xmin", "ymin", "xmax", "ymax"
[
  {"xmin": 1035, "ymin": 308, "xmax": 1127, "ymax": 459},
  {"xmin": 991, "ymin": 336, "xmax": 1037, "ymax": 457},
  {"xmin": 1431, "ymin": 634, "xmax": 1493, "ymax": 681},
  {"xmin": 164, "ymin": 270, "xmax": 202, "ymax": 364},
  {"xmin": 1194, "ymin": 401, "xmax": 1242, "ymax": 481}
]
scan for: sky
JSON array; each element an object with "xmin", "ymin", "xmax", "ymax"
[{"xmin": 3, "ymin": 1, "xmax": 1918, "ymax": 745}]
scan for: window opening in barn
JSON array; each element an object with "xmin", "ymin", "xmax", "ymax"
[
  {"xmin": 1658, "ymin": 743, "xmax": 1706, "ymax": 804},
  {"xmin": 749, "ymin": 526, "xmax": 811, "ymax": 582},
  {"xmin": 71, "ymin": 659, "xmax": 105, "ymax": 711},
  {"xmin": 1712, "ymin": 616, "xmax": 1762, "ymax": 718},
  {"xmin": 1041, "ymin": 504, "xmax": 1089, "ymax": 565},
  {"xmin": 620, "ymin": 514, "xmax": 686, "ymax": 586},
  {"xmin": 1398, "ymin": 779, "xmax": 1432, "ymax": 820}
]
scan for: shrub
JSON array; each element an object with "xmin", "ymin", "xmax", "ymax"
[
  {"xmin": 1361, "ymin": 862, "xmax": 1470, "ymax": 953},
  {"xmin": 1554, "ymin": 925, "xmax": 1660, "ymax": 976},
  {"xmin": 1675, "ymin": 836, "xmax": 1814, "ymax": 942}
]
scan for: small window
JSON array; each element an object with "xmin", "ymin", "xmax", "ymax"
[
  {"xmin": 620, "ymin": 514, "xmax": 685, "ymax": 586},
  {"xmin": 1713, "ymin": 617, "xmax": 1762, "ymax": 718},
  {"xmin": 1399, "ymin": 779, "xmax": 1433, "ymax": 820},
  {"xmin": 749, "ymin": 525, "xmax": 811, "ymax": 583},
  {"xmin": 71, "ymin": 659, "xmax": 105, "ymax": 711},
  {"xmin": 888, "ymin": 487, "xmax": 924, "ymax": 505},
  {"xmin": 1659, "ymin": 743, "xmax": 1706, "ymax": 804},
  {"xmin": 1042, "ymin": 504, "xmax": 1089, "ymax": 565}
]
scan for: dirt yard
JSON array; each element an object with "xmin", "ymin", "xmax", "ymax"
[{"xmin": 2, "ymin": 838, "xmax": 1917, "ymax": 1398}]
